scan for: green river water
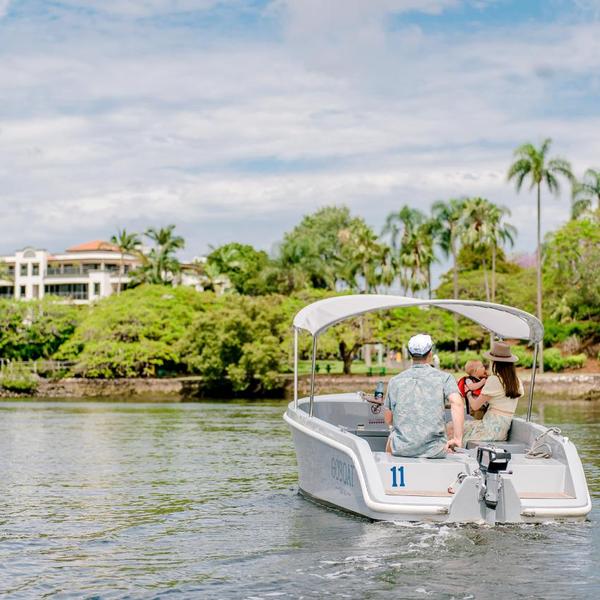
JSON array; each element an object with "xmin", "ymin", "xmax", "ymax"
[{"xmin": 0, "ymin": 399, "xmax": 598, "ymax": 599}]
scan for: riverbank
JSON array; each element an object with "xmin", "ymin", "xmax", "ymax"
[
  {"xmin": 1, "ymin": 371, "xmax": 599, "ymax": 400},
  {"xmin": 293, "ymin": 372, "xmax": 600, "ymax": 401}
]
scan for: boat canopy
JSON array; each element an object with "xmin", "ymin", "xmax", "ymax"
[{"xmin": 293, "ymin": 295, "xmax": 543, "ymax": 343}]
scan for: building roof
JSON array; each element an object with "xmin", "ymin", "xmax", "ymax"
[{"xmin": 66, "ymin": 240, "xmax": 121, "ymax": 253}]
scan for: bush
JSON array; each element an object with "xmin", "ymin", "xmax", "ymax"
[
  {"xmin": 436, "ymin": 350, "xmax": 481, "ymax": 370},
  {"xmin": 0, "ymin": 297, "xmax": 80, "ymax": 360},
  {"xmin": 177, "ymin": 294, "xmax": 292, "ymax": 392},
  {"xmin": 563, "ymin": 353, "xmax": 586, "ymax": 369},
  {"xmin": 543, "ymin": 348, "xmax": 564, "ymax": 372},
  {"xmin": 544, "ymin": 319, "xmax": 600, "ymax": 346},
  {"xmin": 0, "ymin": 365, "xmax": 38, "ymax": 394},
  {"xmin": 512, "ymin": 345, "xmax": 534, "ymax": 368},
  {"xmin": 56, "ymin": 285, "xmax": 210, "ymax": 378}
]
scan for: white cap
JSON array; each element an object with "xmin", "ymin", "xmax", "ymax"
[{"xmin": 408, "ymin": 334, "xmax": 433, "ymax": 356}]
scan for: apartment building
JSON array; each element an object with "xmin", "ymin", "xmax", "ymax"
[{"xmin": 0, "ymin": 241, "xmax": 139, "ymax": 304}]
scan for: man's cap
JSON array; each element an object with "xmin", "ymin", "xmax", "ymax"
[{"xmin": 408, "ymin": 334, "xmax": 433, "ymax": 356}]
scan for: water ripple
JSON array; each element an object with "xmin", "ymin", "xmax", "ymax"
[{"xmin": 0, "ymin": 400, "xmax": 598, "ymax": 598}]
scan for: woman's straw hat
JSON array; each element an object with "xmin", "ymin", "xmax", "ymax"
[{"xmin": 483, "ymin": 341, "xmax": 518, "ymax": 363}]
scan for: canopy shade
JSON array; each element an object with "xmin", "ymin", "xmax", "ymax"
[{"xmin": 293, "ymin": 295, "xmax": 544, "ymax": 343}]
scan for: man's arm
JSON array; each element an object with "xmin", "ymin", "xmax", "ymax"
[
  {"xmin": 384, "ymin": 408, "xmax": 393, "ymax": 427},
  {"xmin": 446, "ymin": 391, "xmax": 464, "ymax": 451}
]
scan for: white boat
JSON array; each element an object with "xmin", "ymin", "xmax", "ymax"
[{"xmin": 284, "ymin": 295, "xmax": 592, "ymax": 524}]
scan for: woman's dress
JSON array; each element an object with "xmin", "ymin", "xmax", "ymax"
[{"xmin": 461, "ymin": 374, "xmax": 524, "ymax": 444}]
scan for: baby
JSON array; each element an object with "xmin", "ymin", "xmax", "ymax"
[{"xmin": 458, "ymin": 360, "xmax": 488, "ymax": 420}]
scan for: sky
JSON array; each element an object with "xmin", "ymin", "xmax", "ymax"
[{"xmin": 1, "ymin": 0, "xmax": 599, "ymax": 273}]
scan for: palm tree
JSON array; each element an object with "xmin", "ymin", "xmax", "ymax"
[
  {"xmin": 431, "ymin": 199, "xmax": 467, "ymax": 301},
  {"xmin": 186, "ymin": 258, "xmax": 229, "ymax": 293},
  {"xmin": 110, "ymin": 229, "xmax": 141, "ymax": 293},
  {"xmin": 572, "ymin": 168, "xmax": 600, "ymax": 219},
  {"xmin": 507, "ymin": 138, "xmax": 573, "ymax": 372},
  {"xmin": 401, "ymin": 226, "xmax": 435, "ymax": 297},
  {"xmin": 431, "ymin": 198, "xmax": 467, "ymax": 366},
  {"xmin": 488, "ymin": 205, "xmax": 517, "ymax": 302},
  {"xmin": 419, "ymin": 218, "xmax": 441, "ymax": 299},
  {"xmin": 139, "ymin": 225, "xmax": 185, "ymax": 285},
  {"xmin": 382, "ymin": 206, "xmax": 425, "ymax": 293},
  {"xmin": 461, "ymin": 198, "xmax": 496, "ymax": 301},
  {"xmin": 338, "ymin": 220, "xmax": 387, "ymax": 293}
]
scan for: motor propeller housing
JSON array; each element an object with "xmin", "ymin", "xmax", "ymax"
[{"xmin": 477, "ymin": 446, "xmax": 511, "ymax": 474}]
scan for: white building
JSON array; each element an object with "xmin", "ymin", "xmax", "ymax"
[{"xmin": 0, "ymin": 241, "xmax": 140, "ymax": 304}]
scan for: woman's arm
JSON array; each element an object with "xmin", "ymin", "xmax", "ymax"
[
  {"xmin": 466, "ymin": 377, "xmax": 487, "ymax": 391},
  {"xmin": 468, "ymin": 392, "xmax": 490, "ymax": 411}
]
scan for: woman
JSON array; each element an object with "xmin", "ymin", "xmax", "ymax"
[{"xmin": 457, "ymin": 341, "xmax": 524, "ymax": 444}]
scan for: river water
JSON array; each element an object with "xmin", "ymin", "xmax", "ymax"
[{"xmin": 0, "ymin": 399, "xmax": 598, "ymax": 599}]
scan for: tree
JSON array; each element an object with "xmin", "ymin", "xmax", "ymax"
[
  {"xmin": 131, "ymin": 225, "xmax": 185, "ymax": 286},
  {"xmin": 461, "ymin": 198, "xmax": 495, "ymax": 301},
  {"xmin": 0, "ymin": 297, "xmax": 80, "ymax": 360},
  {"xmin": 0, "ymin": 259, "xmax": 12, "ymax": 285},
  {"xmin": 278, "ymin": 206, "xmax": 355, "ymax": 290},
  {"xmin": 431, "ymin": 198, "xmax": 467, "ymax": 364},
  {"xmin": 207, "ymin": 242, "xmax": 273, "ymax": 295},
  {"xmin": 507, "ymin": 138, "xmax": 573, "ymax": 371},
  {"xmin": 488, "ymin": 205, "xmax": 517, "ymax": 302},
  {"xmin": 56, "ymin": 285, "xmax": 207, "ymax": 378},
  {"xmin": 572, "ymin": 168, "xmax": 600, "ymax": 219},
  {"xmin": 544, "ymin": 212, "xmax": 600, "ymax": 322},
  {"xmin": 188, "ymin": 258, "xmax": 227, "ymax": 294},
  {"xmin": 403, "ymin": 218, "xmax": 440, "ymax": 298},
  {"xmin": 460, "ymin": 198, "xmax": 516, "ymax": 303},
  {"xmin": 177, "ymin": 294, "xmax": 290, "ymax": 392},
  {"xmin": 337, "ymin": 219, "xmax": 389, "ymax": 293},
  {"xmin": 382, "ymin": 206, "xmax": 425, "ymax": 294},
  {"xmin": 110, "ymin": 229, "xmax": 141, "ymax": 294}
]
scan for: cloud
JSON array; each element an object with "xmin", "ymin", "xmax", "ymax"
[
  {"xmin": 50, "ymin": 1, "xmax": 227, "ymax": 18},
  {"xmin": 0, "ymin": 2, "xmax": 599, "ymax": 261},
  {"xmin": 0, "ymin": 0, "xmax": 10, "ymax": 18}
]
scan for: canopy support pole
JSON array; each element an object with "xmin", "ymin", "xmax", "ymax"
[
  {"xmin": 293, "ymin": 327, "xmax": 299, "ymax": 409},
  {"xmin": 309, "ymin": 335, "xmax": 317, "ymax": 417},
  {"xmin": 526, "ymin": 343, "xmax": 539, "ymax": 422}
]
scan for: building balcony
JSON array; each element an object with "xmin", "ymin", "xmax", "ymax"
[{"xmin": 45, "ymin": 266, "xmax": 132, "ymax": 277}]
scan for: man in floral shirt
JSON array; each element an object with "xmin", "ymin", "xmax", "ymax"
[{"xmin": 384, "ymin": 334, "xmax": 464, "ymax": 458}]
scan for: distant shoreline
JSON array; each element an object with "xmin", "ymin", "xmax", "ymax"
[{"xmin": 1, "ymin": 372, "xmax": 599, "ymax": 401}]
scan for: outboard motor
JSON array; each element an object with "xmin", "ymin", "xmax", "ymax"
[{"xmin": 476, "ymin": 446, "xmax": 511, "ymax": 517}]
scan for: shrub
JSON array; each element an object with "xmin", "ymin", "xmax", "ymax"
[
  {"xmin": 56, "ymin": 285, "xmax": 210, "ymax": 378},
  {"xmin": 563, "ymin": 353, "xmax": 586, "ymax": 369},
  {"xmin": 0, "ymin": 365, "xmax": 39, "ymax": 394},
  {"xmin": 512, "ymin": 346, "xmax": 534, "ymax": 368},
  {"xmin": 436, "ymin": 350, "xmax": 481, "ymax": 371},
  {"xmin": 543, "ymin": 348, "xmax": 564, "ymax": 372},
  {"xmin": 543, "ymin": 319, "xmax": 600, "ymax": 346}
]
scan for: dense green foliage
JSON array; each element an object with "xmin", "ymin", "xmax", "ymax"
[
  {"xmin": 436, "ymin": 267, "xmax": 537, "ymax": 316},
  {"xmin": 177, "ymin": 294, "xmax": 296, "ymax": 392},
  {"xmin": 544, "ymin": 214, "xmax": 600, "ymax": 321},
  {"xmin": 56, "ymin": 286, "xmax": 208, "ymax": 378},
  {"xmin": 0, "ymin": 363, "xmax": 39, "ymax": 393},
  {"xmin": 1, "ymin": 200, "xmax": 597, "ymax": 388},
  {"xmin": 206, "ymin": 242, "xmax": 273, "ymax": 295},
  {"xmin": 0, "ymin": 297, "xmax": 80, "ymax": 360}
]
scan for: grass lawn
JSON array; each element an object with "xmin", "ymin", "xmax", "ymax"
[{"xmin": 296, "ymin": 360, "xmax": 403, "ymax": 376}]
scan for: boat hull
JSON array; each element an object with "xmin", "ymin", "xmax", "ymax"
[{"xmin": 285, "ymin": 395, "xmax": 592, "ymax": 524}]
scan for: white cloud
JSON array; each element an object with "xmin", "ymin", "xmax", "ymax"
[
  {"xmin": 0, "ymin": 0, "xmax": 10, "ymax": 18},
  {"xmin": 0, "ymin": 3, "xmax": 598, "ymax": 262},
  {"xmin": 53, "ymin": 1, "xmax": 226, "ymax": 17}
]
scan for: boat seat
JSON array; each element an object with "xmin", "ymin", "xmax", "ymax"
[{"xmin": 465, "ymin": 440, "xmax": 528, "ymax": 454}]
